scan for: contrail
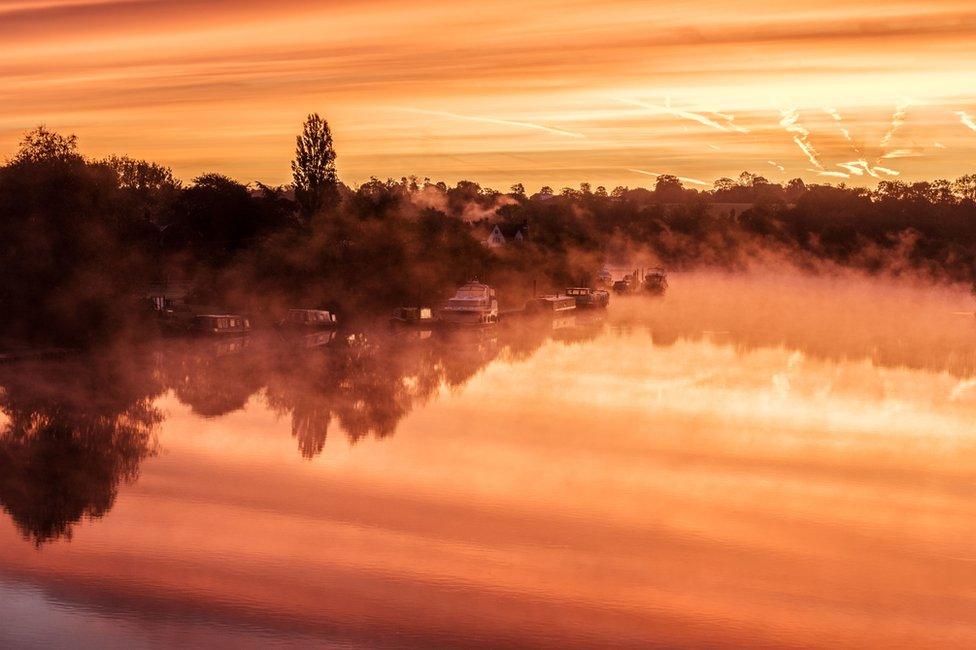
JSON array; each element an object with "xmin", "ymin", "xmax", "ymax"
[
  {"xmin": 616, "ymin": 98, "xmax": 749, "ymax": 133},
  {"xmin": 822, "ymin": 106, "xmax": 863, "ymax": 159},
  {"xmin": 879, "ymin": 99, "xmax": 910, "ymax": 151},
  {"xmin": 873, "ymin": 165, "xmax": 900, "ymax": 176},
  {"xmin": 627, "ymin": 168, "xmax": 709, "ymax": 186},
  {"xmin": 838, "ymin": 159, "xmax": 900, "ymax": 178},
  {"xmin": 881, "ymin": 149, "xmax": 916, "ymax": 159},
  {"xmin": 793, "ymin": 136, "xmax": 824, "ymax": 170},
  {"xmin": 837, "ymin": 161, "xmax": 870, "ymax": 177},
  {"xmin": 955, "ymin": 110, "xmax": 976, "ymax": 132},
  {"xmin": 808, "ymin": 168, "xmax": 849, "ymax": 179},
  {"xmin": 781, "ymin": 109, "xmax": 824, "ymax": 169},
  {"xmin": 401, "ymin": 108, "xmax": 585, "ymax": 138},
  {"xmin": 823, "ymin": 107, "xmax": 842, "ymax": 122}
]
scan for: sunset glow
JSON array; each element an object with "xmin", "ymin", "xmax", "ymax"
[{"xmin": 4, "ymin": 0, "xmax": 976, "ymax": 188}]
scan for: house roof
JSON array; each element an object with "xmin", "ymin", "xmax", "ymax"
[{"xmin": 492, "ymin": 223, "xmax": 527, "ymax": 239}]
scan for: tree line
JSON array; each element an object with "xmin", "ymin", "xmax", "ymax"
[{"xmin": 2, "ymin": 115, "xmax": 976, "ymax": 346}]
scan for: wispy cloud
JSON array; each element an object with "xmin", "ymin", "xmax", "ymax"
[
  {"xmin": 837, "ymin": 159, "xmax": 900, "ymax": 178},
  {"xmin": 808, "ymin": 168, "xmax": 849, "ymax": 179},
  {"xmin": 767, "ymin": 160, "xmax": 785, "ymax": 172},
  {"xmin": 877, "ymin": 99, "xmax": 911, "ymax": 163},
  {"xmin": 793, "ymin": 137, "xmax": 823, "ymax": 169},
  {"xmin": 823, "ymin": 107, "xmax": 842, "ymax": 122},
  {"xmin": 781, "ymin": 109, "xmax": 824, "ymax": 170},
  {"xmin": 873, "ymin": 165, "xmax": 900, "ymax": 176},
  {"xmin": 822, "ymin": 106, "xmax": 864, "ymax": 159},
  {"xmin": 880, "ymin": 100, "xmax": 910, "ymax": 150},
  {"xmin": 617, "ymin": 98, "xmax": 749, "ymax": 133},
  {"xmin": 627, "ymin": 168, "xmax": 709, "ymax": 186},
  {"xmin": 955, "ymin": 110, "xmax": 976, "ymax": 132},
  {"xmin": 880, "ymin": 149, "xmax": 917, "ymax": 159},
  {"xmin": 401, "ymin": 108, "xmax": 585, "ymax": 139}
]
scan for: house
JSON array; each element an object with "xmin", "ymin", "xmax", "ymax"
[{"xmin": 485, "ymin": 224, "xmax": 528, "ymax": 248}]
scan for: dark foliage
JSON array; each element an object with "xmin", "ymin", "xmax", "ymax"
[{"xmin": 3, "ymin": 125, "xmax": 976, "ymax": 347}]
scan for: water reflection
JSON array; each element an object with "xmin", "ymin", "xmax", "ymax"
[
  {"xmin": 0, "ymin": 314, "xmax": 605, "ymax": 543},
  {"xmin": 0, "ymin": 356, "xmax": 162, "ymax": 546},
  {"xmin": 4, "ymin": 270, "xmax": 976, "ymax": 546},
  {"xmin": 1, "ymin": 272, "xmax": 976, "ymax": 647}
]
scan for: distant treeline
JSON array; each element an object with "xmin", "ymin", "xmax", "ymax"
[{"xmin": 3, "ymin": 118, "xmax": 976, "ymax": 346}]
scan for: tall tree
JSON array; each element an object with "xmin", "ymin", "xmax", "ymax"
[{"xmin": 291, "ymin": 113, "xmax": 339, "ymax": 220}]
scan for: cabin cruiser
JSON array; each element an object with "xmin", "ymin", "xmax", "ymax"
[
  {"xmin": 612, "ymin": 272, "xmax": 638, "ymax": 294},
  {"xmin": 439, "ymin": 280, "xmax": 499, "ymax": 326},
  {"xmin": 643, "ymin": 268, "xmax": 668, "ymax": 295},
  {"xmin": 279, "ymin": 308, "xmax": 338, "ymax": 329},
  {"xmin": 391, "ymin": 306, "xmax": 437, "ymax": 327},
  {"xmin": 565, "ymin": 287, "xmax": 610, "ymax": 309},
  {"xmin": 524, "ymin": 294, "xmax": 577, "ymax": 315},
  {"xmin": 189, "ymin": 314, "xmax": 250, "ymax": 335}
]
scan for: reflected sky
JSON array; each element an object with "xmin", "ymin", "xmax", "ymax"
[{"xmin": 1, "ymin": 272, "xmax": 975, "ymax": 647}]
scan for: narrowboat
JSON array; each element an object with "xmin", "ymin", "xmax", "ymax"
[
  {"xmin": 391, "ymin": 306, "xmax": 437, "ymax": 327},
  {"xmin": 524, "ymin": 294, "xmax": 577, "ymax": 315},
  {"xmin": 279, "ymin": 308, "xmax": 338, "ymax": 329},
  {"xmin": 189, "ymin": 314, "xmax": 250, "ymax": 335},
  {"xmin": 565, "ymin": 287, "xmax": 610, "ymax": 309},
  {"xmin": 439, "ymin": 281, "xmax": 499, "ymax": 327}
]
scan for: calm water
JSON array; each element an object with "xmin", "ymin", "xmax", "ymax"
[{"xmin": 2, "ymin": 271, "xmax": 975, "ymax": 648}]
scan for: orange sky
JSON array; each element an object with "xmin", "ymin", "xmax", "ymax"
[{"xmin": 3, "ymin": 0, "xmax": 976, "ymax": 189}]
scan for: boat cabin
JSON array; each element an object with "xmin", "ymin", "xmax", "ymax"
[
  {"xmin": 565, "ymin": 287, "xmax": 610, "ymax": 309},
  {"xmin": 643, "ymin": 268, "xmax": 668, "ymax": 294},
  {"xmin": 190, "ymin": 314, "xmax": 250, "ymax": 335},
  {"xmin": 440, "ymin": 281, "xmax": 499, "ymax": 326},
  {"xmin": 525, "ymin": 294, "xmax": 577, "ymax": 314},
  {"xmin": 282, "ymin": 309, "xmax": 337, "ymax": 329},
  {"xmin": 392, "ymin": 307, "xmax": 436, "ymax": 324},
  {"xmin": 612, "ymin": 275, "xmax": 637, "ymax": 294}
]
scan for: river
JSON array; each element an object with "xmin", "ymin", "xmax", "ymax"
[{"xmin": 1, "ymin": 271, "xmax": 975, "ymax": 648}]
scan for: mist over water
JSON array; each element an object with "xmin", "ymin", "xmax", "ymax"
[{"xmin": 1, "ymin": 269, "xmax": 975, "ymax": 648}]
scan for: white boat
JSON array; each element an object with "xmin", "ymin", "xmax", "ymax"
[
  {"xmin": 439, "ymin": 280, "xmax": 499, "ymax": 326},
  {"xmin": 643, "ymin": 268, "xmax": 668, "ymax": 295}
]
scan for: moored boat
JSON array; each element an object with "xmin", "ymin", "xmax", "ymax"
[
  {"xmin": 279, "ymin": 308, "xmax": 338, "ymax": 329},
  {"xmin": 439, "ymin": 280, "xmax": 499, "ymax": 327},
  {"xmin": 391, "ymin": 306, "xmax": 437, "ymax": 327},
  {"xmin": 642, "ymin": 268, "xmax": 668, "ymax": 295},
  {"xmin": 189, "ymin": 314, "xmax": 251, "ymax": 335},
  {"xmin": 612, "ymin": 272, "xmax": 638, "ymax": 294},
  {"xmin": 565, "ymin": 287, "xmax": 610, "ymax": 309},
  {"xmin": 524, "ymin": 294, "xmax": 577, "ymax": 315}
]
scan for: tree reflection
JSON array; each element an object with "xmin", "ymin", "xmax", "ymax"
[
  {"xmin": 0, "ymin": 355, "xmax": 162, "ymax": 545},
  {"xmin": 0, "ymin": 316, "xmax": 607, "ymax": 543}
]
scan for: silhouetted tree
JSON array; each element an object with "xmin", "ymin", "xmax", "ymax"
[
  {"xmin": 10, "ymin": 126, "xmax": 81, "ymax": 165},
  {"xmin": 292, "ymin": 113, "xmax": 339, "ymax": 221}
]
